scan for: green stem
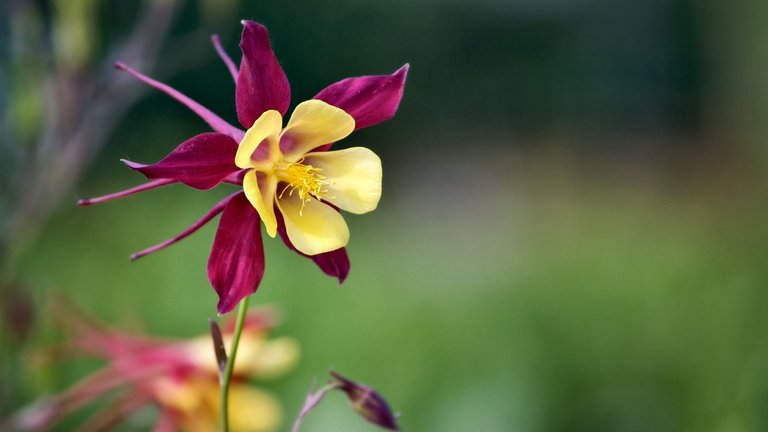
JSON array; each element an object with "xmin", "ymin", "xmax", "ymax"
[{"xmin": 220, "ymin": 296, "xmax": 250, "ymax": 432}]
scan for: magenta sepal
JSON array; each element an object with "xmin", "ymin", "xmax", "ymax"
[
  {"xmin": 275, "ymin": 208, "xmax": 350, "ymax": 283},
  {"xmin": 208, "ymin": 192, "xmax": 265, "ymax": 315},
  {"xmin": 314, "ymin": 64, "xmax": 409, "ymax": 134},
  {"xmin": 124, "ymin": 132, "xmax": 240, "ymax": 190},
  {"xmin": 309, "ymin": 248, "xmax": 351, "ymax": 283},
  {"xmin": 115, "ymin": 62, "xmax": 245, "ymax": 142},
  {"xmin": 236, "ymin": 20, "xmax": 291, "ymax": 127}
]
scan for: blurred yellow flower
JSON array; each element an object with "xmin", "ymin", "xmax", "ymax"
[
  {"xmin": 151, "ymin": 376, "xmax": 282, "ymax": 432},
  {"xmin": 8, "ymin": 306, "xmax": 298, "ymax": 432}
]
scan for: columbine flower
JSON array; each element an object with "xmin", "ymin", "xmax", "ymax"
[
  {"xmin": 79, "ymin": 21, "xmax": 408, "ymax": 314},
  {"xmin": 9, "ymin": 305, "xmax": 299, "ymax": 432}
]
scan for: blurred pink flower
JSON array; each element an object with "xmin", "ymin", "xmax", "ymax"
[
  {"xmin": 79, "ymin": 21, "xmax": 408, "ymax": 314},
  {"xmin": 10, "ymin": 306, "xmax": 299, "ymax": 431}
]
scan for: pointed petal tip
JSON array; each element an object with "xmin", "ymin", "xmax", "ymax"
[
  {"xmin": 208, "ymin": 194, "xmax": 264, "ymax": 317},
  {"xmin": 392, "ymin": 64, "xmax": 409, "ymax": 84},
  {"xmin": 120, "ymin": 159, "xmax": 147, "ymax": 170},
  {"xmin": 114, "ymin": 61, "xmax": 127, "ymax": 71},
  {"xmin": 125, "ymin": 134, "xmax": 239, "ymax": 189},
  {"xmin": 236, "ymin": 19, "xmax": 290, "ymax": 123},
  {"xmin": 336, "ymin": 265, "xmax": 349, "ymax": 284},
  {"xmin": 240, "ymin": 20, "xmax": 267, "ymax": 35},
  {"xmin": 313, "ymin": 65, "xmax": 408, "ymax": 131},
  {"xmin": 76, "ymin": 198, "xmax": 92, "ymax": 206},
  {"xmin": 240, "ymin": 19, "xmax": 261, "ymax": 29},
  {"xmin": 216, "ymin": 296, "xmax": 231, "ymax": 315},
  {"xmin": 216, "ymin": 298, "xmax": 236, "ymax": 315}
]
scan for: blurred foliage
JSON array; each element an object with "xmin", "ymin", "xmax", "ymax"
[{"xmin": 3, "ymin": 0, "xmax": 768, "ymax": 431}]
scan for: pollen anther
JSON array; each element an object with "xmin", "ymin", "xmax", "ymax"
[{"xmin": 275, "ymin": 159, "xmax": 329, "ymax": 215}]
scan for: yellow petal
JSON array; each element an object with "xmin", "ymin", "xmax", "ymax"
[
  {"xmin": 276, "ymin": 192, "xmax": 350, "ymax": 255},
  {"xmin": 236, "ymin": 336, "xmax": 301, "ymax": 379},
  {"xmin": 236, "ymin": 110, "xmax": 283, "ymax": 169},
  {"xmin": 280, "ymin": 100, "xmax": 355, "ymax": 160},
  {"xmin": 172, "ymin": 379, "xmax": 220, "ymax": 432},
  {"xmin": 243, "ymin": 171, "xmax": 278, "ymax": 237},
  {"xmin": 229, "ymin": 386, "xmax": 282, "ymax": 432},
  {"xmin": 204, "ymin": 384, "xmax": 282, "ymax": 432},
  {"xmin": 151, "ymin": 377, "xmax": 207, "ymax": 412},
  {"xmin": 304, "ymin": 147, "xmax": 382, "ymax": 214}
]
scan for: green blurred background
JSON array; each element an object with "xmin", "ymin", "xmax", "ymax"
[{"xmin": 3, "ymin": 0, "xmax": 768, "ymax": 430}]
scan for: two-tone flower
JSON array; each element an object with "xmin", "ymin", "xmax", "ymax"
[
  {"xmin": 8, "ymin": 306, "xmax": 298, "ymax": 432},
  {"xmin": 79, "ymin": 21, "xmax": 408, "ymax": 314}
]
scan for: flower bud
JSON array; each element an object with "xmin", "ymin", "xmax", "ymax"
[{"xmin": 330, "ymin": 371, "xmax": 400, "ymax": 430}]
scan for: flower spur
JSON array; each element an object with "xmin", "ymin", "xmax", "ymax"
[{"xmin": 79, "ymin": 21, "xmax": 408, "ymax": 314}]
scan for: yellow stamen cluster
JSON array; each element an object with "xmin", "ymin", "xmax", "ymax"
[{"xmin": 275, "ymin": 159, "xmax": 329, "ymax": 214}]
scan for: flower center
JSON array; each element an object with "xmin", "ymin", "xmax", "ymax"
[{"xmin": 274, "ymin": 159, "xmax": 329, "ymax": 214}]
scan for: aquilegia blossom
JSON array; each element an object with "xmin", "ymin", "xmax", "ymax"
[
  {"xmin": 9, "ymin": 305, "xmax": 298, "ymax": 431},
  {"xmin": 79, "ymin": 21, "xmax": 408, "ymax": 314}
]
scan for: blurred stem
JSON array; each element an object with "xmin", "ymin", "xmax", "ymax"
[
  {"xmin": 220, "ymin": 296, "xmax": 249, "ymax": 432},
  {"xmin": 291, "ymin": 383, "xmax": 341, "ymax": 432}
]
